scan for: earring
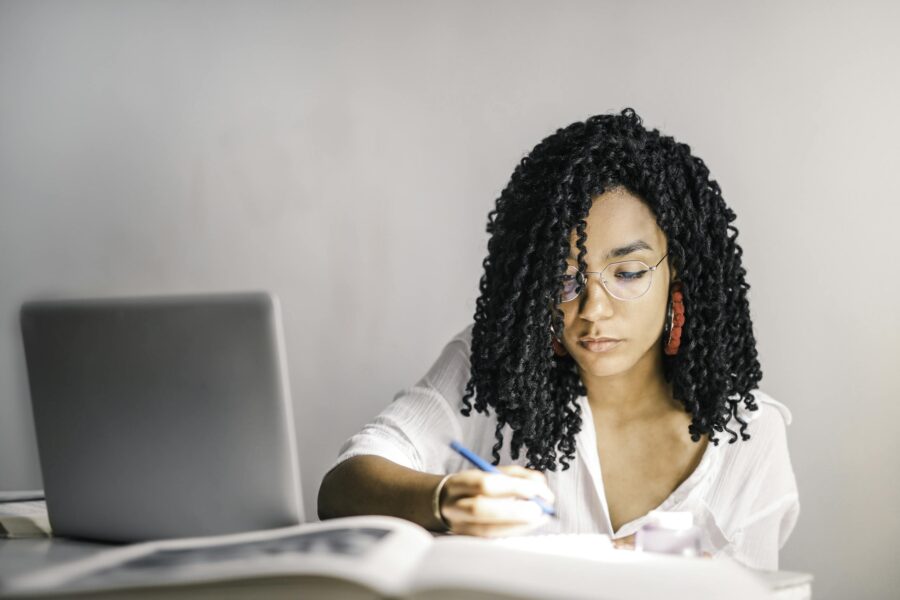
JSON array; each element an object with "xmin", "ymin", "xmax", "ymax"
[
  {"xmin": 549, "ymin": 325, "xmax": 568, "ymax": 357},
  {"xmin": 664, "ymin": 282, "xmax": 685, "ymax": 356}
]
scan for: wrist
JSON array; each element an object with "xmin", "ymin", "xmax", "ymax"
[{"xmin": 431, "ymin": 474, "xmax": 453, "ymax": 532}]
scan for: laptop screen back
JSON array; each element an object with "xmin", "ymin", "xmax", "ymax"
[{"xmin": 20, "ymin": 291, "xmax": 304, "ymax": 542}]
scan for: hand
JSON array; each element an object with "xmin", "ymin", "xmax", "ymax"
[
  {"xmin": 439, "ymin": 465, "xmax": 555, "ymax": 537},
  {"xmin": 612, "ymin": 534, "xmax": 636, "ymax": 550}
]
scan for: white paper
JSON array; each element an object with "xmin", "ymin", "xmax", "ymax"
[{"xmin": 2, "ymin": 515, "xmax": 432, "ymax": 597}]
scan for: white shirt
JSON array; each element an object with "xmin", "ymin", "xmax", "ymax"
[{"xmin": 330, "ymin": 323, "xmax": 800, "ymax": 571}]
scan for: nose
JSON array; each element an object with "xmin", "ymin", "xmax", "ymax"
[{"xmin": 578, "ymin": 275, "xmax": 615, "ymax": 321}]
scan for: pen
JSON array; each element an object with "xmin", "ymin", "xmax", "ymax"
[{"xmin": 449, "ymin": 439, "xmax": 557, "ymax": 518}]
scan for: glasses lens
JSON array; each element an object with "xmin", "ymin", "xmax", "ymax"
[
  {"xmin": 604, "ymin": 261, "xmax": 652, "ymax": 300},
  {"xmin": 560, "ymin": 266, "xmax": 583, "ymax": 302}
]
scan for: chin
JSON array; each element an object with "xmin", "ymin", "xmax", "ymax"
[
  {"xmin": 574, "ymin": 353, "xmax": 631, "ymax": 377},
  {"xmin": 585, "ymin": 365, "xmax": 629, "ymax": 378}
]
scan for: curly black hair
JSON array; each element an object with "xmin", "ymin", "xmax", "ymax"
[{"xmin": 460, "ymin": 107, "xmax": 762, "ymax": 472}]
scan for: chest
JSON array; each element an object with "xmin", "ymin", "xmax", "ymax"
[{"xmin": 593, "ymin": 418, "xmax": 708, "ymax": 533}]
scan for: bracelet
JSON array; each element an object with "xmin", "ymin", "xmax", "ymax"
[{"xmin": 431, "ymin": 474, "xmax": 453, "ymax": 532}]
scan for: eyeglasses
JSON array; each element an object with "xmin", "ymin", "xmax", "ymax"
[{"xmin": 558, "ymin": 252, "xmax": 669, "ymax": 303}]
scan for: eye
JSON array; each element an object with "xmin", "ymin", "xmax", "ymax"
[
  {"xmin": 610, "ymin": 261, "xmax": 649, "ymax": 281},
  {"xmin": 561, "ymin": 274, "xmax": 580, "ymax": 290},
  {"xmin": 559, "ymin": 268, "xmax": 584, "ymax": 301},
  {"xmin": 616, "ymin": 270, "xmax": 647, "ymax": 280}
]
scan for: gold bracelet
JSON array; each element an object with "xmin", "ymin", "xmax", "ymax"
[{"xmin": 431, "ymin": 473, "xmax": 453, "ymax": 532}]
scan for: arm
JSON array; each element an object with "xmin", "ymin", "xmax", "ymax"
[
  {"xmin": 720, "ymin": 395, "xmax": 800, "ymax": 569},
  {"xmin": 317, "ymin": 454, "xmax": 448, "ymax": 531},
  {"xmin": 727, "ymin": 494, "xmax": 800, "ymax": 570},
  {"xmin": 318, "ymin": 328, "xmax": 554, "ymax": 535},
  {"xmin": 318, "ymin": 454, "xmax": 556, "ymax": 535}
]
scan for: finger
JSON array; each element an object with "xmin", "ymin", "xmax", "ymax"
[
  {"xmin": 445, "ymin": 495, "xmax": 546, "ymax": 524},
  {"xmin": 497, "ymin": 465, "xmax": 549, "ymax": 486},
  {"xmin": 611, "ymin": 533, "xmax": 635, "ymax": 550},
  {"xmin": 473, "ymin": 473, "xmax": 554, "ymax": 504},
  {"xmin": 496, "ymin": 466, "xmax": 555, "ymax": 502},
  {"xmin": 443, "ymin": 470, "xmax": 555, "ymax": 506}
]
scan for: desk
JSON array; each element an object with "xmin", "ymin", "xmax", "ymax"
[{"xmin": 0, "ymin": 537, "xmax": 813, "ymax": 599}]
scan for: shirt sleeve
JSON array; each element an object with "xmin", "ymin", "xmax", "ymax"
[
  {"xmin": 724, "ymin": 397, "xmax": 801, "ymax": 571},
  {"xmin": 728, "ymin": 492, "xmax": 800, "ymax": 571},
  {"xmin": 327, "ymin": 328, "xmax": 472, "ymax": 475}
]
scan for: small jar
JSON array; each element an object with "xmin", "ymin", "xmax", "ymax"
[{"xmin": 634, "ymin": 510, "xmax": 702, "ymax": 557}]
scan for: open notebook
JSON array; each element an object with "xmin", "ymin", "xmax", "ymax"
[{"xmin": 1, "ymin": 515, "xmax": 775, "ymax": 599}]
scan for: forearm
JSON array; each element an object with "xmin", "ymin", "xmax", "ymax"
[{"xmin": 317, "ymin": 455, "xmax": 446, "ymax": 531}]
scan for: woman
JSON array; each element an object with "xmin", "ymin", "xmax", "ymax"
[{"xmin": 318, "ymin": 108, "xmax": 799, "ymax": 571}]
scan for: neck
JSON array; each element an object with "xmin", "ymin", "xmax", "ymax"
[{"xmin": 581, "ymin": 348, "xmax": 679, "ymax": 424}]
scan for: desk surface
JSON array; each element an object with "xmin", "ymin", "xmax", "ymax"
[{"xmin": 0, "ymin": 537, "xmax": 813, "ymax": 600}]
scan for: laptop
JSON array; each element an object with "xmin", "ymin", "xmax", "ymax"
[{"xmin": 19, "ymin": 291, "xmax": 304, "ymax": 543}]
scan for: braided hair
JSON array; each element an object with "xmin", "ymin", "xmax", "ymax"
[{"xmin": 460, "ymin": 108, "xmax": 762, "ymax": 472}]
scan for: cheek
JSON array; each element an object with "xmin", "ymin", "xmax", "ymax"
[
  {"xmin": 624, "ymin": 305, "xmax": 665, "ymax": 344},
  {"xmin": 638, "ymin": 291, "xmax": 668, "ymax": 331},
  {"xmin": 647, "ymin": 298, "xmax": 671, "ymax": 343},
  {"xmin": 554, "ymin": 291, "xmax": 668, "ymax": 337},
  {"xmin": 559, "ymin": 303, "xmax": 579, "ymax": 328}
]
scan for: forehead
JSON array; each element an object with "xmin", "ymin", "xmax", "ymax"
[{"xmin": 567, "ymin": 188, "xmax": 665, "ymax": 256}]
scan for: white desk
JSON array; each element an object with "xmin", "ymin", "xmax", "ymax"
[{"xmin": 0, "ymin": 536, "xmax": 812, "ymax": 599}]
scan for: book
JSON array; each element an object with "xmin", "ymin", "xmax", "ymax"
[
  {"xmin": 0, "ymin": 515, "xmax": 776, "ymax": 599},
  {"xmin": 0, "ymin": 499, "xmax": 51, "ymax": 539}
]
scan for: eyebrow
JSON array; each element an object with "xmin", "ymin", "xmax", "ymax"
[{"xmin": 568, "ymin": 240, "xmax": 654, "ymax": 261}]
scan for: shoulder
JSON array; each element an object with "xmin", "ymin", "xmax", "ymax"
[
  {"xmin": 419, "ymin": 322, "xmax": 523, "ymax": 467},
  {"xmin": 449, "ymin": 322, "xmax": 474, "ymax": 349},
  {"xmin": 719, "ymin": 389, "xmax": 796, "ymax": 480},
  {"xmin": 712, "ymin": 389, "xmax": 795, "ymax": 474},
  {"xmin": 703, "ymin": 390, "xmax": 799, "ymax": 543},
  {"xmin": 734, "ymin": 388, "xmax": 793, "ymax": 429},
  {"xmin": 423, "ymin": 323, "xmax": 473, "ymax": 380},
  {"xmin": 414, "ymin": 322, "xmax": 476, "ymax": 411}
]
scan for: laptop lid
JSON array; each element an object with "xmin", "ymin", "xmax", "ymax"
[{"xmin": 20, "ymin": 291, "xmax": 304, "ymax": 542}]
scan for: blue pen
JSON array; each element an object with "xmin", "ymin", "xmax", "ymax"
[{"xmin": 449, "ymin": 440, "xmax": 557, "ymax": 518}]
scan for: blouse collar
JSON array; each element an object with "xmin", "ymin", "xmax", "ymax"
[{"xmin": 574, "ymin": 395, "xmax": 721, "ymax": 538}]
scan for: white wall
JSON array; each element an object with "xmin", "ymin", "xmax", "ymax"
[{"xmin": 1, "ymin": 1, "xmax": 897, "ymax": 597}]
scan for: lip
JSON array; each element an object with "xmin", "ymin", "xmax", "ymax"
[{"xmin": 579, "ymin": 339, "xmax": 623, "ymax": 353}]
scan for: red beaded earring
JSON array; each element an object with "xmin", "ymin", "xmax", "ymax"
[
  {"xmin": 664, "ymin": 281, "xmax": 685, "ymax": 356},
  {"xmin": 550, "ymin": 325, "xmax": 568, "ymax": 357},
  {"xmin": 551, "ymin": 336, "xmax": 568, "ymax": 357}
]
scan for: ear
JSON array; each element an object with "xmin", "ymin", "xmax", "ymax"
[{"xmin": 666, "ymin": 251, "xmax": 679, "ymax": 282}]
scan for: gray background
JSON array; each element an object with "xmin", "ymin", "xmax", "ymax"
[{"xmin": 1, "ymin": 1, "xmax": 897, "ymax": 598}]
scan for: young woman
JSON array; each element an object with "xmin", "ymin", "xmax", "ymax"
[{"xmin": 318, "ymin": 108, "xmax": 799, "ymax": 571}]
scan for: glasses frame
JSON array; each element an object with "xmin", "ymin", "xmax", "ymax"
[{"xmin": 559, "ymin": 251, "xmax": 670, "ymax": 303}]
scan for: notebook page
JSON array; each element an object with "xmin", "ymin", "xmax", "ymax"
[{"xmin": 486, "ymin": 533, "xmax": 614, "ymax": 560}]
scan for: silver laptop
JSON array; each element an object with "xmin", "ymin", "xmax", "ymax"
[{"xmin": 20, "ymin": 291, "xmax": 304, "ymax": 543}]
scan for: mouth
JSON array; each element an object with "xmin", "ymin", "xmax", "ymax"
[{"xmin": 578, "ymin": 338, "xmax": 623, "ymax": 353}]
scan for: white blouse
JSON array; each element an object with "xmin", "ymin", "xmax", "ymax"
[{"xmin": 329, "ymin": 323, "xmax": 800, "ymax": 571}]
